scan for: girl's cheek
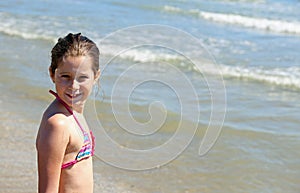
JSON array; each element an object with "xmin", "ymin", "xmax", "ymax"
[{"xmin": 56, "ymin": 78, "xmax": 70, "ymax": 86}]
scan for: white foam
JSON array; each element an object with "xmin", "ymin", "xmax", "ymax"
[
  {"xmin": 163, "ymin": 6, "xmax": 300, "ymax": 35},
  {"xmin": 198, "ymin": 11, "xmax": 300, "ymax": 35},
  {"xmin": 0, "ymin": 13, "xmax": 58, "ymax": 42},
  {"xmin": 219, "ymin": 65, "xmax": 300, "ymax": 89},
  {"xmin": 163, "ymin": 5, "xmax": 182, "ymax": 13},
  {"xmin": 99, "ymin": 44, "xmax": 182, "ymax": 63},
  {"xmin": 0, "ymin": 26, "xmax": 56, "ymax": 42},
  {"xmin": 100, "ymin": 44, "xmax": 300, "ymax": 89},
  {"xmin": 118, "ymin": 49, "xmax": 181, "ymax": 63}
]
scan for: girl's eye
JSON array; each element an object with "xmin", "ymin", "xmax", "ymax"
[
  {"xmin": 79, "ymin": 76, "xmax": 89, "ymax": 80},
  {"xmin": 61, "ymin": 75, "xmax": 70, "ymax": 79}
]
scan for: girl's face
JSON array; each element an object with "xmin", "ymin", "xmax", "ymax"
[{"xmin": 51, "ymin": 56, "xmax": 100, "ymax": 112}]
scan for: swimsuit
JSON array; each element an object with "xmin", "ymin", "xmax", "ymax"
[{"xmin": 49, "ymin": 90, "xmax": 95, "ymax": 169}]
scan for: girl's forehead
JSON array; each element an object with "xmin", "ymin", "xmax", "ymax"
[{"xmin": 58, "ymin": 56, "xmax": 93, "ymax": 73}]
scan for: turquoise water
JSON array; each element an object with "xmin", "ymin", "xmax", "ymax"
[{"xmin": 0, "ymin": 0, "xmax": 300, "ymax": 192}]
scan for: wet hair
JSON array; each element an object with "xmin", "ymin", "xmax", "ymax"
[{"xmin": 50, "ymin": 33, "xmax": 100, "ymax": 75}]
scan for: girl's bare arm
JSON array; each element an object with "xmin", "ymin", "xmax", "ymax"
[{"xmin": 37, "ymin": 114, "xmax": 69, "ymax": 193}]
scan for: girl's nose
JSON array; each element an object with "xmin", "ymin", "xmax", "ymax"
[{"xmin": 70, "ymin": 79, "xmax": 80, "ymax": 90}]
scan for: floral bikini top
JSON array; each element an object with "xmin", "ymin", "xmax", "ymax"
[{"xmin": 49, "ymin": 90, "xmax": 95, "ymax": 169}]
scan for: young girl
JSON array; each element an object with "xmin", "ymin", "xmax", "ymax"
[{"xmin": 36, "ymin": 33, "xmax": 100, "ymax": 193}]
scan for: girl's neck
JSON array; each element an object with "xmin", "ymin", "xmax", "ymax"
[{"xmin": 70, "ymin": 104, "xmax": 84, "ymax": 114}]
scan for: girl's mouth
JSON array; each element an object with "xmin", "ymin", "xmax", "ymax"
[{"xmin": 65, "ymin": 92, "xmax": 82, "ymax": 100}]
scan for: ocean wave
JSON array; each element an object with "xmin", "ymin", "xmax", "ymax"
[
  {"xmin": 0, "ymin": 26, "xmax": 56, "ymax": 42},
  {"xmin": 1, "ymin": 11, "xmax": 298, "ymax": 90},
  {"xmin": 219, "ymin": 65, "xmax": 300, "ymax": 89},
  {"xmin": 225, "ymin": 124, "xmax": 300, "ymax": 138},
  {"xmin": 100, "ymin": 44, "xmax": 182, "ymax": 63},
  {"xmin": 100, "ymin": 45, "xmax": 300, "ymax": 90},
  {"xmin": 163, "ymin": 5, "xmax": 182, "ymax": 13},
  {"xmin": 163, "ymin": 6, "xmax": 300, "ymax": 35},
  {"xmin": 0, "ymin": 12, "xmax": 62, "ymax": 42},
  {"xmin": 198, "ymin": 11, "xmax": 300, "ymax": 35}
]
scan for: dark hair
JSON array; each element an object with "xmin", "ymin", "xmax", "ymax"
[{"xmin": 50, "ymin": 33, "xmax": 100, "ymax": 75}]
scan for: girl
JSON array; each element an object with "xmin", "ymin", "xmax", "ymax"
[{"xmin": 36, "ymin": 33, "xmax": 100, "ymax": 193}]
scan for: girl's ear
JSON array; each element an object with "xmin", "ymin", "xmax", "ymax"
[
  {"xmin": 49, "ymin": 67, "xmax": 55, "ymax": 83},
  {"xmin": 94, "ymin": 69, "xmax": 101, "ymax": 84}
]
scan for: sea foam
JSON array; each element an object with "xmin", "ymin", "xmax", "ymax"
[
  {"xmin": 100, "ymin": 44, "xmax": 300, "ymax": 90},
  {"xmin": 163, "ymin": 6, "xmax": 300, "ymax": 35}
]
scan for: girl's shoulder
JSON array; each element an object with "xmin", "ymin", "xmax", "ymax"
[
  {"xmin": 37, "ymin": 101, "xmax": 72, "ymax": 151},
  {"xmin": 39, "ymin": 100, "xmax": 73, "ymax": 136},
  {"xmin": 44, "ymin": 113, "xmax": 70, "ymax": 130}
]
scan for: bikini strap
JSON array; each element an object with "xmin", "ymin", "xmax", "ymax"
[{"xmin": 49, "ymin": 90, "xmax": 86, "ymax": 134}]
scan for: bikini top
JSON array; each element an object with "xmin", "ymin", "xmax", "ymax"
[{"xmin": 49, "ymin": 90, "xmax": 95, "ymax": 169}]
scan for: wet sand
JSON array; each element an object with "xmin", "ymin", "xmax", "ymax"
[{"xmin": 0, "ymin": 87, "xmax": 141, "ymax": 193}]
